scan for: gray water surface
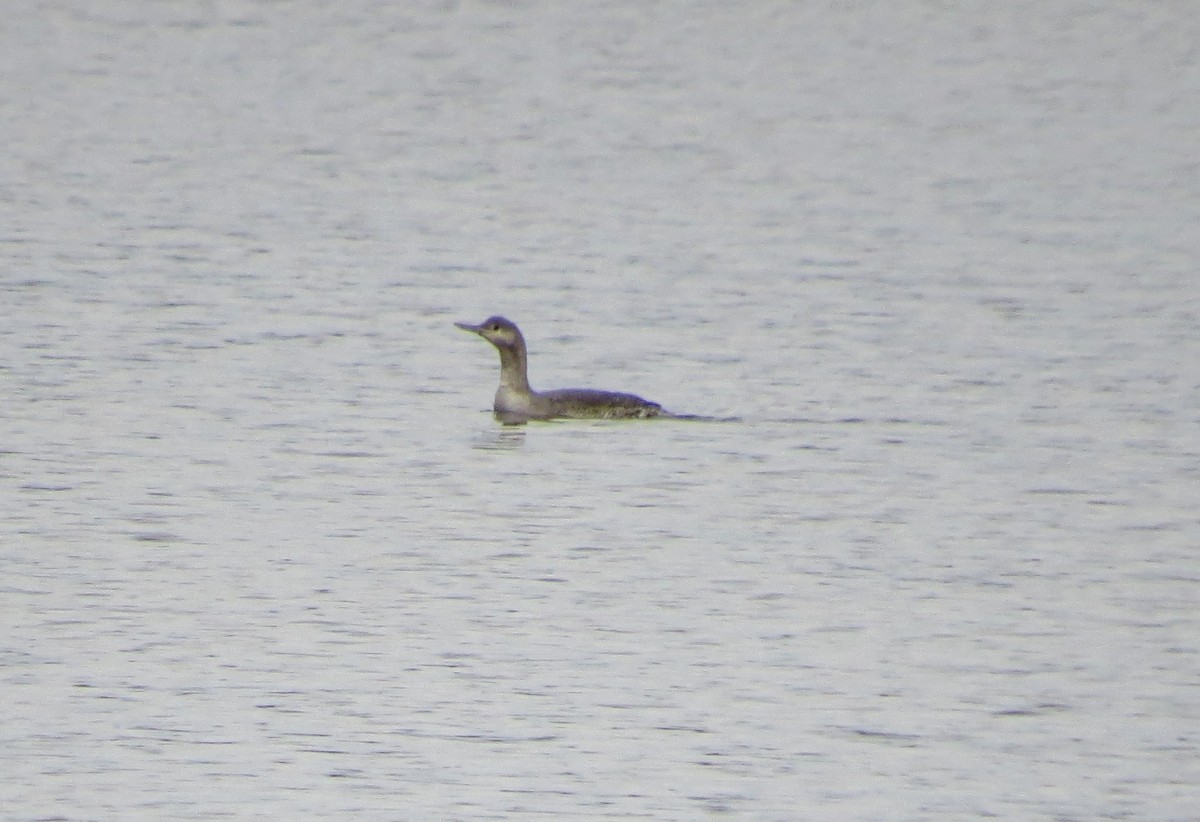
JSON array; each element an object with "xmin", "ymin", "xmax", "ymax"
[{"xmin": 3, "ymin": 2, "xmax": 1198, "ymax": 819}]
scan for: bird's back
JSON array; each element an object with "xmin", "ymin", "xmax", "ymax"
[{"xmin": 538, "ymin": 388, "xmax": 664, "ymax": 419}]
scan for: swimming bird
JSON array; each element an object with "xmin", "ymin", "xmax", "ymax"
[{"xmin": 455, "ymin": 316, "xmax": 666, "ymax": 422}]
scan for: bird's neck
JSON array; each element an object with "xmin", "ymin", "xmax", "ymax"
[{"xmin": 496, "ymin": 340, "xmax": 532, "ymax": 394}]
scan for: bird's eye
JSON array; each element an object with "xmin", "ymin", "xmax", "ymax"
[{"xmin": 489, "ymin": 324, "xmax": 500, "ymax": 331}]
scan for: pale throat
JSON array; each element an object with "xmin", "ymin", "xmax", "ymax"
[{"xmin": 496, "ymin": 344, "xmax": 531, "ymax": 392}]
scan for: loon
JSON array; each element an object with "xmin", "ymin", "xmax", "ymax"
[{"xmin": 455, "ymin": 316, "xmax": 667, "ymax": 422}]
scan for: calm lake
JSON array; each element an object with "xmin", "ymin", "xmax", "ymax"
[{"xmin": 3, "ymin": 2, "xmax": 1198, "ymax": 819}]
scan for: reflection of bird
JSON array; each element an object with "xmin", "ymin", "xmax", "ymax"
[{"xmin": 455, "ymin": 316, "xmax": 665, "ymax": 422}]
